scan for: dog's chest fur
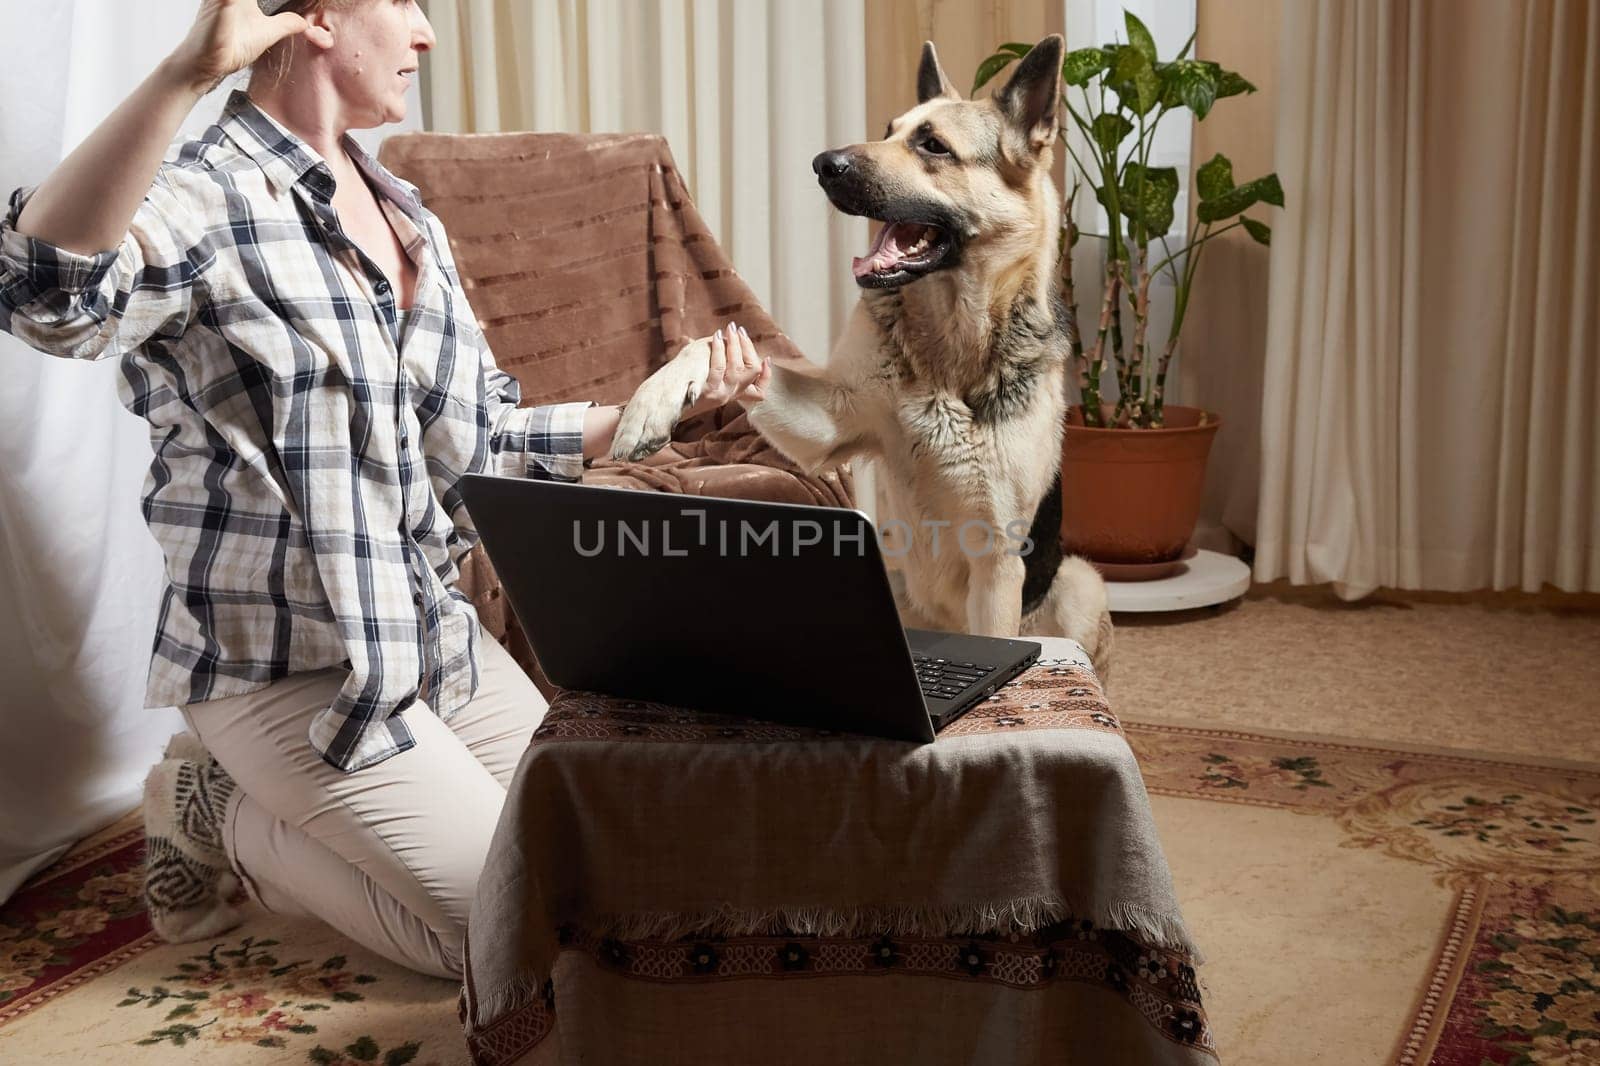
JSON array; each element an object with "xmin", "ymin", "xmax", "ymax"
[{"xmin": 863, "ymin": 287, "xmax": 1066, "ymax": 485}]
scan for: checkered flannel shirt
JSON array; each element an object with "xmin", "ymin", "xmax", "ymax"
[{"xmin": 0, "ymin": 90, "xmax": 592, "ymax": 771}]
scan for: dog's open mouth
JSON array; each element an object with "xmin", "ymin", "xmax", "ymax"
[{"xmin": 851, "ymin": 221, "xmax": 953, "ymax": 288}]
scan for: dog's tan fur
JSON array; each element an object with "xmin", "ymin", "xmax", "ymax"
[{"xmin": 613, "ymin": 36, "xmax": 1112, "ymax": 677}]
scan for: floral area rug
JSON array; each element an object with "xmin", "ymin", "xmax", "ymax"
[
  {"xmin": 0, "ymin": 813, "xmax": 465, "ymax": 1064},
  {"xmin": 1134, "ymin": 723, "xmax": 1600, "ymax": 1065},
  {"xmin": 3, "ymin": 726, "xmax": 1596, "ymax": 1065}
]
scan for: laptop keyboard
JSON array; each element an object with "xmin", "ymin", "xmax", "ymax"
[{"xmin": 913, "ymin": 654, "xmax": 998, "ymax": 702}]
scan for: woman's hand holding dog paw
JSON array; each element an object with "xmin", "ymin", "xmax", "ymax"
[
  {"xmin": 684, "ymin": 323, "xmax": 770, "ymax": 419},
  {"xmin": 609, "ymin": 323, "xmax": 770, "ymax": 462}
]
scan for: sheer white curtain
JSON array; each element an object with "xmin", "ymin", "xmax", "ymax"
[
  {"xmin": 0, "ymin": 0, "xmax": 419, "ymax": 903},
  {"xmin": 420, "ymin": 0, "xmax": 867, "ymax": 369},
  {"xmin": 1255, "ymin": 0, "xmax": 1599, "ymax": 597}
]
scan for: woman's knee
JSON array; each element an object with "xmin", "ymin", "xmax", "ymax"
[{"xmin": 419, "ymin": 918, "xmax": 466, "ymax": 979}]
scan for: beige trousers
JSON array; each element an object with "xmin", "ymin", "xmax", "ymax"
[{"xmin": 178, "ymin": 632, "xmax": 546, "ymax": 980}]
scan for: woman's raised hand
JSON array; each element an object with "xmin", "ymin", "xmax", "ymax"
[
  {"xmin": 683, "ymin": 323, "xmax": 772, "ymax": 419},
  {"xmin": 169, "ymin": 0, "xmax": 311, "ymax": 93}
]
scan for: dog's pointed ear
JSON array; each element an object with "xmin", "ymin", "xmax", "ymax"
[
  {"xmin": 995, "ymin": 35, "xmax": 1064, "ymax": 152},
  {"xmin": 917, "ymin": 41, "xmax": 960, "ymax": 103}
]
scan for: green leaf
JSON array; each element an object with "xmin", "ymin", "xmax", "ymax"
[
  {"xmin": 1132, "ymin": 64, "xmax": 1162, "ymax": 116},
  {"xmin": 1195, "ymin": 153, "xmax": 1234, "ymax": 201},
  {"xmin": 997, "ymin": 41, "xmax": 1034, "ymax": 58},
  {"xmin": 321, "ymin": 955, "xmax": 347, "ymax": 971},
  {"xmin": 1124, "ymin": 11, "xmax": 1157, "ymax": 63},
  {"xmin": 309, "ymin": 1049, "xmax": 340, "ymax": 1066},
  {"xmin": 1174, "ymin": 29, "xmax": 1198, "ymax": 61},
  {"xmin": 1241, "ymin": 217, "xmax": 1272, "ymax": 245},
  {"xmin": 972, "ymin": 52, "xmax": 1019, "ymax": 95},
  {"xmin": 1091, "ymin": 113, "xmax": 1135, "ymax": 154},
  {"xmin": 1160, "ymin": 60, "xmax": 1218, "ymax": 119},
  {"xmin": 1107, "ymin": 46, "xmax": 1161, "ymax": 116},
  {"xmin": 1215, "ymin": 68, "xmax": 1256, "ymax": 98},
  {"xmin": 1196, "ymin": 173, "xmax": 1284, "ymax": 223},
  {"xmin": 1119, "ymin": 164, "xmax": 1180, "ymax": 236},
  {"xmin": 1061, "ymin": 47, "xmax": 1109, "ymax": 87}
]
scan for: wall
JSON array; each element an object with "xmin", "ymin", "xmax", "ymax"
[
  {"xmin": 1179, "ymin": 0, "xmax": 1282, "ymax": 550},
  {"xmin": 864, "ymin": 1, "xmax": 1068, "ymax": 193}
]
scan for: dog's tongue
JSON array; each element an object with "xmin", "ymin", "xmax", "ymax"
[{"xmin": 853, "ymin": 222, "xmax": 920, "ymax": 279}]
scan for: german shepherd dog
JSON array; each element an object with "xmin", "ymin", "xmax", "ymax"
[{"xmin": 611, "ymin": 35, "xmax": 1112, "ymax": 678}]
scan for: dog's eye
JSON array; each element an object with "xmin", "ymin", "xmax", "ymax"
[{"xmin": 922, "ymin": 136, "xmax": 951, "ymax": 157}]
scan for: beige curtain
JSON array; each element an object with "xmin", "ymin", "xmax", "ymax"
[
  {"xmin": 419, "ymin": 0, "xmax": 866, "ymax": 367},
  {"xmin": 1255, "ymin": 0, "xmax": 1599, "ymax": 597}
]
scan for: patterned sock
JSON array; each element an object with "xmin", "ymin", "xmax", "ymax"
[
  {"xmin": 162, "ymin": 730, "xmax": 217, "ymax": 768},
  {"xmin": 142, "ymin": 756, "xmax": 242, "ymax": 943}
]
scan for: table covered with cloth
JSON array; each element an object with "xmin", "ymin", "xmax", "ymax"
[{"xmin": 460, "ymin": 637, "xmax": 1217, "ymax": 1065}]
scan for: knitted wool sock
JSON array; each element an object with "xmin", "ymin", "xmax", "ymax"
[{"xmin": 142, "ymin": 749, "xmax": 243, "ymax": 943}]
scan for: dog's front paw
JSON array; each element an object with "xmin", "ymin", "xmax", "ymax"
[{"xmin": 609, "ymin": 339, "xmax": 712, "ymax": 462}]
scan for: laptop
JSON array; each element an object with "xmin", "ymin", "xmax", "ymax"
[{"xmin": 458, "ymin": 476, "xmax": 1042, "ymax": 742}]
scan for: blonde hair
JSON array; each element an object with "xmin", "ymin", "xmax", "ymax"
[{"xmin": 256, "ymin": 0, "xmax": 360, "ymax": 89}]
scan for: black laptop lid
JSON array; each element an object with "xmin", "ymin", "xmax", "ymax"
[{"xmin": 458, "ymin": 476, "xmax": 936, "ymax": 743}]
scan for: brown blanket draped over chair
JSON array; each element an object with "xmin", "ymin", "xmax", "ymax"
[{"xmin": 378, "ymin": 131, "xmax": 854, "ymax": 695}]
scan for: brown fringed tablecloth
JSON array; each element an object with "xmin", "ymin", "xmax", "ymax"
[{"xmin": 461, "ymin": 636, "xmax": 1216, "ymax": 1065}]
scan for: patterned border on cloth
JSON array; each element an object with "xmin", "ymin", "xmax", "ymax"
[
  {"xmin": 532, "ymin": 660, "xmax": 1120, "ymax": 744},
  {"xmin": 464, "ymin": 983, "xmax": 554, "ymax": 1066},
  {"xmin": 464, "ymin": 917, "xmax": 1212, "ymax": 1066}
]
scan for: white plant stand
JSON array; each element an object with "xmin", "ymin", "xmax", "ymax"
[{"xmin": 1104, "ymin": 549, "xmax": 1252, "ymax": 613}]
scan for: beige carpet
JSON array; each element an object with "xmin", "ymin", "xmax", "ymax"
[
  {"xmin": 5, "ymin": 588, "xmax": 1597, "ymax": 1065},
  {"xmin": 1110, "ymin": 583, "xmax": 1600, "ymax": 761}
]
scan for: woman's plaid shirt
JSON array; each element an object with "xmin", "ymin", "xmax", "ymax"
[{"xmin": 0, "ymin": 91, "xmax": 591, "ymax": 771}]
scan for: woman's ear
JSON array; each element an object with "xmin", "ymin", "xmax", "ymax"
[{"xmin": 300, "ymin": 10, "xmax": 337, "ymax": 51}]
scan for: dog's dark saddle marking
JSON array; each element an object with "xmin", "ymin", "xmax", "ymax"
[{"xmin": 1020, "ymin": 474, "xmax": 1063, "ymax": 615}]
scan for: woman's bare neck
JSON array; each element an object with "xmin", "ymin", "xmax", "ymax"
[{"xmin": 244, "ymin": 74, "xmax": 356, "ymax": 180}]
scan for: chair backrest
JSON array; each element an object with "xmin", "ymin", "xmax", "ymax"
[{"xmin": 378, "ymin": 131, "xmax": 799, "ymax": 406}]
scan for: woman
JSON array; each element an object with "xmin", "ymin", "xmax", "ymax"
[{"xmin": 0, "ymin": 0, "xmax": 768, "ymax": 979}]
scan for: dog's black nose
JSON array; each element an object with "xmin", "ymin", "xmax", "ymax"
[{"xmin": 812, "ymin": 150, "xmax": 851, "ymax": 181}]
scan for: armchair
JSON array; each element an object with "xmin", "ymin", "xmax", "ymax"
[{"xmin": 378, "ymin": 131, "xmax": 854, "ymax": 695}]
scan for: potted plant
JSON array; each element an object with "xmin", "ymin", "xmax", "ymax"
[{"xmin": 976, "ymin": 15, "xmax": 1283, "ymax": 576}]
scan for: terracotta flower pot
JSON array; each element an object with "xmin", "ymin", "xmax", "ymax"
[{"xmin": 1059, "ymin": 405, "xmax": 1221, "ymax": 571}]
